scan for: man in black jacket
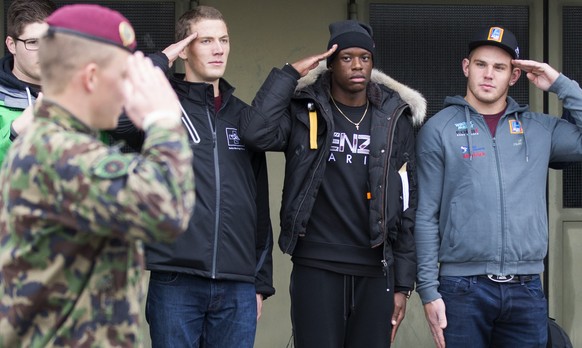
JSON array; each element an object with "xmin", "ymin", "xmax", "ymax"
[
  {"xmin": 239, "ymin": 20, "xmax": 425, "ymax": 348},
  {"xmin": 109, "ymin": 6, "xmax": 274, "ymax": 348}
]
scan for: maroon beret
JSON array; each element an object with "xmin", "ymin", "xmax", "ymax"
[{"xmin": 46, "ymin": 4, "xmax": 136, "ymax": 51}]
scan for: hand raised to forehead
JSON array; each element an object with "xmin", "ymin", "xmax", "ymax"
[
  {"xmin": 163, "ymin": 32, "xmax": 198, "ymax": 68},
  {"xmin": 124, "ymin": 51, "xmax": 181, "ymax": 130},
  {"xmin": 512, "ymin": 59, "xmax": 560, "ymax": 91},
  {"xmin": 291, "ymin": 44, "xmax": 338, "ymax": 77}
]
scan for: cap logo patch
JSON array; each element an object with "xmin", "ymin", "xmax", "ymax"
[
  {"xmin": 487, "ymin": 27, "xmax": 504, "ymax": 43},
  {"xmin": 119, "ymin": 21, "xmax": 135, "ymax": 48}
]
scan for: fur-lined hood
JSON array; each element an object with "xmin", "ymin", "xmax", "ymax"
[{"xmin": 296, "ymin": 62, "xmax": 426, "ymax": 126}]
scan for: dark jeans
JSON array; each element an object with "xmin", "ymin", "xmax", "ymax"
[
  {"xmin": 290, "ymin": 264, "xmax": 394, "ymax": 348},
  {"xmin": 440, "ymin": 275, "xmax": 547, "ymax": 348},
  {"xmin": 145, "ymin": 271, "xmax": 257, "ymax": 348}
]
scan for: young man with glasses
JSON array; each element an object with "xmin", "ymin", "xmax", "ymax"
[{"xmin": 0, "ymin": 0, "xmax": 56, "ymax": 165}]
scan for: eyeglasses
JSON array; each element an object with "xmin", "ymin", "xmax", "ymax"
[{"xmin": 15, "ymin": 38, "xmax": 40, "ymax": 51}]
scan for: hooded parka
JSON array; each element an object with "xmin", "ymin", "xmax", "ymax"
[{"xmin": 240, "ymin": 62, "xmax": 426, "ymax": 291}]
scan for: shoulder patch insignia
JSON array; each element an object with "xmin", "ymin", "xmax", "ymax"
[{"xmin": 92, "ymin": 154, "xmax": 132, "ymax": 179}]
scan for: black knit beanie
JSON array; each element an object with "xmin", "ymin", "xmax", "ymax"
[{"xmin": 327, "ymin": 20, "xmax": 375, "ymax": 66}]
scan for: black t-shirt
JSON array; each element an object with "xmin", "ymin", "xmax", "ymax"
[{"xmin": 292, "ymin": 100, "xmax": 383, "ymax": 277}]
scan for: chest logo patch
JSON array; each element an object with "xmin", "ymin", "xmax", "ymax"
[
  {"xmin": 455, "ymin": 121, "xmax": 479, "ymax": 136},
  {"xmin": 509, "ymin": 120, "xmax": 523, "ymax": 134},
  {"xmin": 226, "ymin": 128, "xmax": 245, "ymax": 150}
]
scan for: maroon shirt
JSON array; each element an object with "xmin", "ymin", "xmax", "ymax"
[{"xmin": 482, "ymin": 107, "xmax": 507, "ymax": 137}]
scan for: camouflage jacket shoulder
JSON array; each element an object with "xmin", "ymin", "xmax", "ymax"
[{"xmin": 0, "ymin": 100, "xmax": 195, "ymax": 347}]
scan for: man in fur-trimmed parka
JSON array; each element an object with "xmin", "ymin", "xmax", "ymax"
[{"xmin": 239, "ymin": 20, "xmax": 426, "ymax": 348}]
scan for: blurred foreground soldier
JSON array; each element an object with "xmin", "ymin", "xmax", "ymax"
[{"xmin": 0, "ymin": 4, "xmax": 195, "ymax": 347}]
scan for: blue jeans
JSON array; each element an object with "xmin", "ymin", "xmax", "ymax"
[
  {"xmin": 439, "ymin": 275, "xmax": 547, "ymax": 348},
  {"xmin": 145, "ymin": 271, "xmax": 257, "ymax": 348}
]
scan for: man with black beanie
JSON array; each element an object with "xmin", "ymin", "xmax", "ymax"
[{"xmin": 240, "ymin": 19, "xmax": 426, "ymax": 347}]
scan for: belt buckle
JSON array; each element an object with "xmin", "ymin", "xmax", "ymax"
[{"xmin": 487, "ymin": 274, "xmax": 515, "ymax": 283}]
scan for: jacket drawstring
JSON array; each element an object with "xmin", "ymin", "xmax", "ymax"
[
  {"xmin": 179, "ymin": 103, "xmax": 201, "ymax": 144},
  {"xmin": 351, "ymin": 276, "xmax": 355, "ymax": 314},
  {"xmin": 343, "ymin": 276, "xmax": 348, "ymax": 320},
  {"xmin": 343, "ymin": 275, "xmax": 356, "ymax": 320},
  {"xmin": 464, "ymin": 106, "xmax": 474, "ymax": 160},
  {"xmin": 515, "ymin": 112, "xmax": 529, "ymax": 162},
  {"xmin": 25, "ymin": 87, "xmax": 32, "ymax": 106}
]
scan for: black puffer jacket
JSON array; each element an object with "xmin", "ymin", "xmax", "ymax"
[{"xmin": 240, "ymin": 63, "xmax": 425, "ymax": 291}]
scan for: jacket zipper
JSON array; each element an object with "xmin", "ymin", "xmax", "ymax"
[
  {"xmin": 486, "ymin": 113, "xmax": 507, "ymax": 277},
  {"xmin": 209, "ymin": 106, "xmax": 220, "ymax": 279},
  {"xmin": 491, "ymin": 136, "xmax": 506, "ymax": 276},
  {"xmin": 380, "ymin": 103, "xmax": 407, "ymax": 291}
]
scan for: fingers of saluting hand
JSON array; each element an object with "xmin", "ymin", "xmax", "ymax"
[
  {"xmin": 127, "ymin": 52, "xmax": 173, "ymax": 95},
  {"xmin": 321, "ymin": 44, "xmax": 338, "ymax": 60},
  {"xmin": 292, "ymin": 44, "xmax": 339, "ymax": 77},
  {"xmin": 307, "ymin": 44, "xmax": 338, "ymax": 64},
  {"xmin": 512, "ymin": 59, "xmax": 560, "ymax": 88},
  {"xmin": 512, "ymin": 59, "xmax": 559, "ymax": 76},
  {"xmin": 128, "ymin": 52, "xmax": 156, "ymax": 85}
]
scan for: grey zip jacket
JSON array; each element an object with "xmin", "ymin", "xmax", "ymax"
[{"xmin": 415, "ymin": 74, "xmax": 582, "ymax": 304}]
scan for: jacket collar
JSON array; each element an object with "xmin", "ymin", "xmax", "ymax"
[
  {"xmin": 296, "ymin": 61, "xmax": 426, "ymax": 126},
  {"xmin": 170, "ymin": 74, "xmax": 235, "ymax": 107},
  {"xmin": 34, "ymin": 98, "xmax": 98, "ymax": 137},
  {"xmin": 0, "ymin": 54, "xmax": 41, "ymax": 95},
  {"xmin": 444, "ymin": 95, "xmax": 529, "ymax": 115}
]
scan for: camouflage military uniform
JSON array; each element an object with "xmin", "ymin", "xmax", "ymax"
[{"xmin": 0, "ymin": 99, "xmax": 195, "ymax": 347}]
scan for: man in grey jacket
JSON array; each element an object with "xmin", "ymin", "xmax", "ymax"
[{"xmin": 416, "ymin": 26, "xmax": 582, "ymax": 348}]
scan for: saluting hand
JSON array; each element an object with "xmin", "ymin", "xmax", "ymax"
[
  {"xmin": 291, "ymin": 44, "xmax": 338, "ymax": 77},
  {"xmin": 512, "ymin": 59, "xmax": 560, "ymax": 91},
  {"xmin": 124, "ymin": 51, "xmax": 181, "ymax": 130},
  {"xmin": 162, "ymin": 32, "xmax": 198, "ymax": 68}
]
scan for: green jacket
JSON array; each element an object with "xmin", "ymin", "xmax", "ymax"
[{"xmin": 0, "ymin": 54, "xmax": 39, "ymax": 166}]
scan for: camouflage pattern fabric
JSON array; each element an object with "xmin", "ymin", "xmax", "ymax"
[{"xmin": 0, "ymin": 99, "xmax": 195, "ymax": 347}]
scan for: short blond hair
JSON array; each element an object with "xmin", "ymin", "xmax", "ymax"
[
  {"xmin": 176, "ymin": 6, "xmax": 226, "ymax": 41},
  {"xmin": 39, "ymin": 32, "xmax": 119, "ymax": 94}
]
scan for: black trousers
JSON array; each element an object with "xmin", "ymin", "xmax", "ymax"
[{"xmin": 290, "ymin": 264, "xmax": 395, "ymax": 348}]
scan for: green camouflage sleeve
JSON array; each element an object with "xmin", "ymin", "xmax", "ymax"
[
  {"xmin": 6, "ymin": 118, "xmax": 195, "ymax": 244},
  {"xmin": 0, "ymin": 104, "xmax": 195, "ymax": 347}
]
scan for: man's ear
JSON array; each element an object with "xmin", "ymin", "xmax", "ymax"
[
  {"xmin": 462, "ymin": 58, "xmax": 470, "ymax": 78},
  {"xmin": 81, "ymin": 63, "xmax": 99, "ymax": 92},
  {"xmin": 509, "ymin": 67, "xmax": 522, "ymax": 86},
  {"xmin": 6, "ymin": 36, "xmax": 16, "ymax": 55}
]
